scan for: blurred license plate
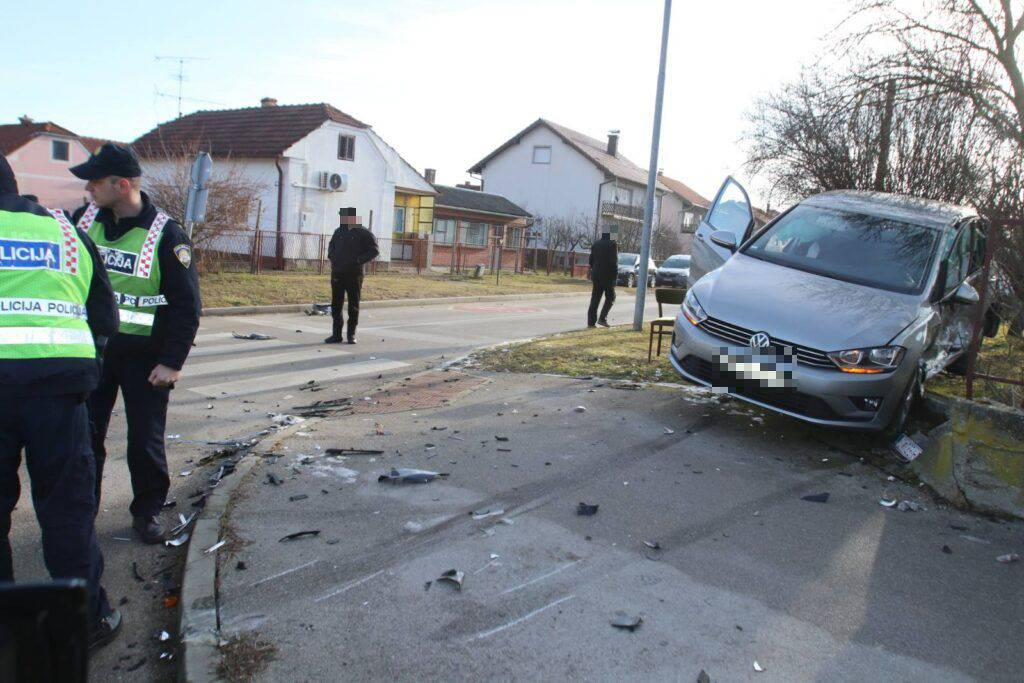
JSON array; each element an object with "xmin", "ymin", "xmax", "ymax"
[{"xmin": 712, "ymin": 347, "xmax": 795, "ymax": 391}]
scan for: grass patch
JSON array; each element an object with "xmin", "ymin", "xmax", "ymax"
[
  {"xmin": 471, "ymin": 324, "xmax": 677, "ymax": 383},
  {"xmin": 928, "ymin": 329, "xmax": 1024, "ymax": 407},
  {"xmin": 218, "ymin": 632, "xmax": 277, "ymax": 682},
  {"xmin": 200, "ymin": 270, "xmax": 590, "ymax": 308}
]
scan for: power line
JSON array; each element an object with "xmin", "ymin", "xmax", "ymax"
[{"xmin": 155, "ymin": 55, "xmax": 210, "ymax": 118}]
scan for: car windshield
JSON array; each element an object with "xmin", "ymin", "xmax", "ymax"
[
  {"xmin": 618, "ymin": 253, "xmax": 637, "ymax": 265},
  {"xmin": 743, "ymin": 205, "xmax": 940, "ymax": 294},
  {"xmin": 661, "ymin": 256, "xmax": 690, "ymax": 269}
]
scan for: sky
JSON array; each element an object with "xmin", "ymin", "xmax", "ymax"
[{"xmin": 3, "ymin": 0, "xmax": 849, "ymax": 208}]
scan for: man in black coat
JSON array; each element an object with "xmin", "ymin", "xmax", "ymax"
[
  {"xmin": 587, "ymin": 231, "xmax": 618, "ymax": 328},
  {"xmin": 325, "ymin": 207, "xmax": 379, "ymax": 344}
]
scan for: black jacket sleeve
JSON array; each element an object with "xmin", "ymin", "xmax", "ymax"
[
  {"xmin": 154, "ymin": 221, "xmax": 201, "ymax": 370},
  {"xmin": 77, "ymin": 228, "xmax": 119, "ymax": 344},
  {"xmin": 357, "ymin": 228, "xmax": 379, "ymax": 265},
  {"xmin": 328, "ymin": 228, "xmax": 339, "ymax": 261}
]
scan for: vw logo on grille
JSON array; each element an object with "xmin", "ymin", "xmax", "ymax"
[{"xmin": 750, "ymin": 332, "xmax": 771, "ymax": 349}]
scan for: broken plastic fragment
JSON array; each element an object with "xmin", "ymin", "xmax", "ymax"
[
  {"xmin": 664, "ymin": 428, "xmax": 675, "ymax": 435},
  {"xmin": 996, "ymin": 553, "xmax": 1020, "ymax": 564},
  {"xmin": 165, "ymin": 532, "xmax": 189, "ymax": 547},
  {"xmin": 270, "ymin": 414, "xmax": 305, "ymax": 426},
  {"xmin": 879, "ymin": 498, "xmax": 897, "ymax": 508},
  {"xmin": 643, "ymin": 540, "xmax": 661, "ymax": 550},
  {"xmin": 577, "ymin": 502, "xmax": 599, "ymax": 516},
  {"xmin": 471, "ymin": 507, "xmax": 505, "ymax": 520},
  {"xmin": 495, "ymin": 435, "xmax": 509, "ymax": 442},
  {"xmin": 325, "ymin": 447, "xmax": 384, "ymax": 456},
  {"xmin": 697, "ymin": 670, "xmax": 711, "ymax": 683},
  {"xmin": 753, "ymin": 661, "xmax": 765, "ymax": 673},
  {"xmin": 289, "ymin": 494, "xmax": 309, "ymax": 502},
  {"xmin": 437, "ymin": 569, "xmax": 464, "ymax": 590},
  {"xmin": 800, "ymin": 492, "xmax": 829, "ymax": 504},
  {"xmin": 574, "ymin": 406, "xmax": 587, "ymax": 413},
  {"xmin": 232, "ymin": 332, "xmax": 275, "ymax": 340},
  {"xmin": 377, "ymin": 468, "xmax": 446, "ymax": 484},
  {"xmin": 179, "ymin": 470, "xmax": 192, "ymax": 477},
  {"xmin": 610, "ymin": 611, "xmax": 642, "ymax": 631},
  {"xmin": 158, "ymin": 630, "xmax": 170, "ymax": 642},
  {"xmin": 204, "ymin": 540, "xmax": 227, "ymax": 554},
  {"xmin": 897, "ymin": 500, "xmax": 925, "ymax": 512},
  {"xmin": 279, "ymin": 530, "xmax": 321, "ymax": 542}
]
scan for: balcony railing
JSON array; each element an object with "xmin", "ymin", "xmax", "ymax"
[{"xmin": 600, "ymin": 202, "xmax": 644, "ymax": 221}]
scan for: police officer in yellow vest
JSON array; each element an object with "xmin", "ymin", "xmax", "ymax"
[
  {"xmin": 70, "ymin": 144, "xmax": 201, "ymax": 545},
  {"xmin": 0, "ymin": 153, "xmax": 123, "ymax": 648}
]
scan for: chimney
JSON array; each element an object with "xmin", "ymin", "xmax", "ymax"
[
  {"xmin": 424, "ymin": 168, "xmax": 436, "ymax": 184},
  {"xmin": 607, "ymin": 129, "xmax": 620, "ymax": 156},
  {"xmin": 18, "ymin": 115, "xmax": 33, "ymax": 125},
  {"xmin": 260, "ymin": 97, "xmax": 278, "ymax": 108}
]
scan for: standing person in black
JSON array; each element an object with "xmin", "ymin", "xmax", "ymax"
[
  {"xmin": 325, "ymin": 207, "xmax": 378, "ymax": 344},
  {"xmin": 587, "ymin": 231, "xmax": 618, "ymax": 328},
  {"xmin": 68, "ymin": 144, "xmax": 202, "ymax": 545},
  {"xmin": 0, "ymin": 153, "xmax": 124, "ymax": 649}
]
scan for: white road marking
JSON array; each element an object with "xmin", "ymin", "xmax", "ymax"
[
  {"xmin": 499, "ymin": 559, "xmax": 583, "ymax": 596},
  {"xmin": 250, "ymin": 559, "xmax": 321, "ymax": 588},
  {"xmin": 193, "ymin": 331, "xmax": 236, "ymax": 342},
  {"xmin": 313, "ymin": 569, "xmax": 385, "ymax": 604},
  {"xmin": 466, "ymin": 595, "xmax": 576, "ymax": 641},
  {"xmin": 184, "ymin": 347, "xmax": 349, "ymax": 378},
  {"xmin": 188, "ymin": 339, "xmax": 297, "ymax": 358},
  {"xmin": 187, "ymin": 359, "xmax": 409, "ymax": 398}
]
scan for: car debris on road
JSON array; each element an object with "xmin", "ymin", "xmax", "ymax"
[{"xmin": 377, "ymin": 468, "xmax": 447, "ymax": 484}]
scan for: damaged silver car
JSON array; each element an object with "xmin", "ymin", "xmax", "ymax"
[{"xmin": 673, "ymin": 178, "xmax": 992, "ymax": 436}]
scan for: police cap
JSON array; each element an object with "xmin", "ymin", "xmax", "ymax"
[
  {"xmin": 339, "ymin": 207, "xmax": 357, "ymax": 217},
  {"xmin": 70, "ymin": 143, "xmax": 142, "ymax": 180}
]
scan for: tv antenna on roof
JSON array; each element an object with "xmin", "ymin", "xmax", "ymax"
[{"xmin": 155, "ymin": 55, "xmax": 210, "ymax": 118}]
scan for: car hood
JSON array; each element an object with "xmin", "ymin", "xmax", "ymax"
[
  {"xmin": 658, "ymin": 267, "xmax": 689, "ymax": 275},
  {"xmin": 693, "ymin": 254, "xmax": 923, "ymax": 351}
]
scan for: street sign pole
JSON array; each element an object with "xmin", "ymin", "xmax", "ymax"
[
  {"xmin": 633, "ymin": 0, "xmax": 672, "ymax": 331},
  {"xmin": 184, "ymin": 151, "xmax": 213, "ymax": 239}
]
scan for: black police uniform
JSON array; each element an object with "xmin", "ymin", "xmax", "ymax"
[
  {"xmin": 0, "ymin": 155, "xmax": 120, "ymax": 633},
  {"xmin": 69, "ymin": 147, "xmax": 201, "ymax": 535},
  {"xmin": 588, "ymin": 234, "xmax": 618, "ymax": 326},
  {"xmin": 326, "ymin": 219, "xmax": 379, "ymax": 342}
]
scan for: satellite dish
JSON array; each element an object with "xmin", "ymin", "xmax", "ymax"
[{"xmin": 329, "ymin": 173, "xmax": 344, "ymax": 191}]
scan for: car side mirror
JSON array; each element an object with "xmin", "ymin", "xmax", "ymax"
[
  {"xmin": 952, "ymin": 281, "xmax": 980, "ymax": 305},
  {"xmin": 709, "ymin": 230, "xmax": 738, "ymax": 252}
]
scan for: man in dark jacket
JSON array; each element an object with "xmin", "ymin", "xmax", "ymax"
[
  {"xmin": 69, "ymin": 144, "xmax": 202, "ymax": 545},
  {"xmin": 587, "ymin": 231, "xmax": 618, "ymax": 327},
  {"xmin": 0, "ymin": 154, "xmax": 124, "ymax": 649},
  {"xmin": 325, "ymin": 207, "xmax": 378, "ymax": 344}
]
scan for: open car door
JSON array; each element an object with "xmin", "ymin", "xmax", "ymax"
[{"xmin": 688, "ymin": 176, "xmax": 755, "ymax": 288}]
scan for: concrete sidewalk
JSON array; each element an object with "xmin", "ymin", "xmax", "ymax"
[{"xmin": 188, "ymin": 371, "xmax": 1023, "ymax": 681}]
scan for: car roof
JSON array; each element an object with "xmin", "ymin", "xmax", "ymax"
[{"xmin": 803, "ymin": 190, "xmax": 976, "ymax": 229}]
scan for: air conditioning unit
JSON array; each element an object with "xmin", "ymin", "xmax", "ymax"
[{"xmin": 317, "ymin": 171, "xmax": 347, "ymax": 192}]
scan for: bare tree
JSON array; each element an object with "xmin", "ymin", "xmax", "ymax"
[{"xmin": 142, "ymin": 142, "xmax": 268, "ymax": 272}]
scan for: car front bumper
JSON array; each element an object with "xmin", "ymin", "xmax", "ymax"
[{"xmin": 668, "ymin": 315, "xmax": 914, "ymax": 431}]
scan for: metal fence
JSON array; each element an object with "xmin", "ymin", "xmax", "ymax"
[{"xmin": 964, "ymin": 218, "xmax": 1024, "ymax": 407}]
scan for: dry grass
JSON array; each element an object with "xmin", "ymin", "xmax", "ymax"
[
  {"xmin": 218, "ymin": 632, "xmax": 277, "ymax": 682},
  {"xmin": 928, "ymin": 329, "xmax": 1024, "ymax": 407},
  {"xmin": 201, "ymin": 270, "xmax": 590, "ymax": 308},
  {"xmin": 471, "ymin": 324, "xmax": 678, "ymax": 383}
]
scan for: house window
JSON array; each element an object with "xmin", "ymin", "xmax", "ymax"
[
  {"xmin": 433, "ymin": 218, "xmax": 456, "ymax": 244},
  {"xmin": 463, "ymin": 221, "xmax": 488, "ymax": 246},
  {"xmin": 394, "ymin": 206, "xmax": 406, "ymax": 233},
  {"xmin": 532, "ymin": 146, "xmax": 551, "ymax": 164},
  {"xmin": 507, "ymin": 227, "xmax": 522, "ymax": 248},
  {"xmin": 338, "ymin": 134, "xmax": 355, "ymax": 161},
  {"xmin": 682, "ymin": 211, "xmax": 695, "ymax": 232},
  {"xmin": 51, "ymin": 140, "xmax": 69, "ymax": 161}
]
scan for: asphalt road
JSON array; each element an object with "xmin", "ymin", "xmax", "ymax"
[
  {"xmin": 218, "ymin": 371, "xmax": 1023, "ymax": 682},
  {"xmin": 8, "ymin": 291, "xmax": 640, "ymax": 680}
]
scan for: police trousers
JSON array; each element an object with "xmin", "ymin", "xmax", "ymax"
[{"xmin": 331, "ymin": 269, "xmax": 364, "ymax": 338}]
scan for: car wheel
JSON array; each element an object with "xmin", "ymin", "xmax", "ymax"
[
  {"xmin": 627, "ymin": 273, "xmax": 636, "ymax": 288},
  {"xmin": 883, "ymin": 371, "xmax": 921, "ymax": 441}
]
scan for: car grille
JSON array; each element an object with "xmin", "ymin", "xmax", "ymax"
[
  {"xmin": 697, "ymin": 316, "xmax": 836, "ymax": 369},
  {"xmin": 678, "ymin": 355, "xmax": 863, "ymax": 422}
]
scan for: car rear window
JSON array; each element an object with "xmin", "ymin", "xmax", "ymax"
[{"xmin": 743, "ymin": 205, "xmax": 939, "ymax": 294}]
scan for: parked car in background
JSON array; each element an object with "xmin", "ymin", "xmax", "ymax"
[
  {"xmin": 617, "ymin": 253, "xmax": 657, "ymax": 288},
  {"xmin": 655, "ymin": 254, "xmax": 690, "ymax": 289},
  {"xmin": 673, "ymin": 179, "xmax": 989, "ymax": 437}
]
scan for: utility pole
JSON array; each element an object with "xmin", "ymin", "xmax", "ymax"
[
  {"xmin": 633, "ymin": 0, "xmax": 672, "ymax": 331},
  {"xmin": 155, "ymin": 55, "xmax": 209, "ymax": 118},
  {"xmin": 874, "ymin": 79, "xmax": 896, "ymax": 192}
]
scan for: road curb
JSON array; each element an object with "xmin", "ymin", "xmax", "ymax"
[
  {"xmin": 201, "ymin": 290, "xmax": 591, "ymax": 317},
  {"xmin": 178, "ymin": 423, "xmax": 308, "ymax": 682}
]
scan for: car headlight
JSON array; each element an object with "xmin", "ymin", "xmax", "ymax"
[
  {"xmin": 682, "ymin": 290, "xmax": 707, "ymax": 325},
  {"xmin": 827, "ymin": 346, "xmax": 905, "ymax": 373}
]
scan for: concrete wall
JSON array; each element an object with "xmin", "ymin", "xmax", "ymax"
[
  {"xmin": 914, "ymin": 396, "xmax": 1024, "ymax": 519},
  {"xmin": 6, "ymin": 135, "xmax": 91, "ymax": 209}
]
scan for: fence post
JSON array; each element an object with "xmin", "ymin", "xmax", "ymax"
[
  {"xmin": 250, "ymin": 230, "xmax": 260, "ymax": 274},
  {"xmin": 318, "ymin": 233, "xmax": 326, "ymax": 275},
  {"xmin": 964, "ymin": 221, "xmax": 1000, "ymax": 400}
]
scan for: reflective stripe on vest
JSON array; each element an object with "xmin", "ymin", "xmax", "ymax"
[
  {"xmin": 84, "ymin": 208, "xmax": 169, "ymax": 337},
  {"xmin": 76, "ymin": 202, "xmax": 100, "ymax": 232},
  {"xmin": 0, "ymin": 207, "xmax": 95, "ymax": 360}
]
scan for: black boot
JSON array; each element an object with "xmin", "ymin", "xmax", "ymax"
[
  {"xmin": 90, "ymin": 607, "xmax": 122, "ymax": 651},
  {"xmin": 324, "ymin": 335, "xmax": 344, "ymax": 344},
  {"xmin": 133, "ymin": 515, "xmax": 165, "ymax": 545}
]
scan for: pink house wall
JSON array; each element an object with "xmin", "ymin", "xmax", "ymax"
[{"xmin": 6, "ymin": 136, "xmax": 90, "ymax": 210}]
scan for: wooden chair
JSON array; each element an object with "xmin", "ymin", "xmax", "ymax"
[{"xmin": 648, "ymin": 287, "xmax": 686, "ymax": 362}]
